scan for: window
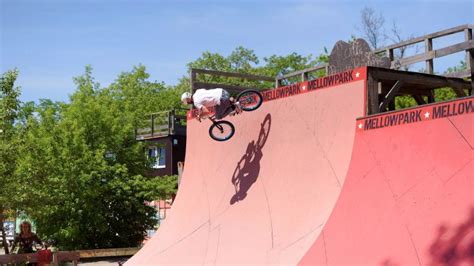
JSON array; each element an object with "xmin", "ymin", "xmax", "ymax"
[{"xmin": 148, "ymin": 146, "xmax": 166, "ymax": 169}]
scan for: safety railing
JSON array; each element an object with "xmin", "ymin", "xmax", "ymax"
[
  {"xmin": 136, "ymin": 109, "xmax": 187, "ymax": 140},
  {"xmin": 0, "ymin": 251, "xmax": 80, "ymax": 266},
  {"xmin": 373, "ymin": 24, "xmax": 473, "ymax": 78}
]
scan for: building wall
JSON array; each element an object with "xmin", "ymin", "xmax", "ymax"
[{"xmin": 143, "ymin": 135, "xmax": 186, "ymax": 177}]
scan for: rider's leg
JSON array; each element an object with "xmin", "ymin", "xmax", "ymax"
[{"xmin": 214, "ymin": 99, "xmax": 234, "ymax": 119}]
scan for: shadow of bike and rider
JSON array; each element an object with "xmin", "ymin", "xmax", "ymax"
[{"xmin": 230, "ymin": 114, "xmax": 272, "ymax": 205}]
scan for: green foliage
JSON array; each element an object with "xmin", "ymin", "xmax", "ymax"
[
  {"xmin": 0, "ymin": 69, "xmax": 21, "ymax": 209},
  {"xmin": 13, "ymin": 66, "xmax": 178, "ymax": 250},
  {"xmin": 186, "ymin": 46, "xmax": 329, "ymax": 91}
]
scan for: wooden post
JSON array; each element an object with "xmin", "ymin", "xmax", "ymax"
[
  {"xmin": 386, "ymin": 49, "xmax": 394, "ymax": 63},
  {"xmin": 425, "ymin": 38, "xmax": 434, "ymax": 74},
  {"xmin": 190, "ymin": 70, "xmax": 196, "ymax": 93},
  {"xmin": 367, "ymin": 70, "xmax": 379, "ymax": 115},
  {"xmin": 465, "ymin": 28, "xmax": 474, "ymax": 94},
  {"xmin": 151, "ymin": 114, "xmax": 155, "ymax": 137},
  {"xmin": 301, "ymin": 72, "xmax": 308, "ymax": 82},
  {"xmin": 275, "ymin": 79, "xmax": 281, "ymax": 88}
]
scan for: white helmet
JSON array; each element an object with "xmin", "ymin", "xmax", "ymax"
[{"xmin": 181, "ymin": 92, "xmax": 192, "ymax": 103}]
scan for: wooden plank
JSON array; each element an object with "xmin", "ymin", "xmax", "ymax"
[
  {"xmin": 413, "ymin": 95, "xmax": 426, "ymax": 105},
  {"xmin": 434, "ymin": 40, "xmax": 474, "ymax": 57},
  {"xmin": 276, "ymin": 64, "xmax": 328, "ymax": 80},
  {"xmin": 374, "ymin": 24, "xmax": 473, "ymax": 53},
  {"xmin": 447, "ymin": 80, "xmax": 468, "ymax": 97},
  {"xmin": 444, "ymin": 69, "xmax": 472, "ymax": 78},
  {"xmin": 78, "ymin": 247, "xmax": 139, "ymax": 258},
  {"xmin": 379, "ymin": 80, "xmax": 404, "ymax": 112},
  {"xmin": 192, "ymin": 69, "xmax": 274, "ymax": 82},
  {"xmin": 393, "ymin": 51, "xmax": 434, "ymax": 68},
  {"xmin": 56, "ymin": 251, "xmax": 80, "ymax": 261},
  {"xmin": 369, "ymin": 67, "xmax": 471, "ymax": 90},
  {"xmin": 0, "ymin": 253, "xmax": 38, "ymax": 263},
  {"xmin": 393, "ymin": 40, "xmax": 474, "ymax": 69}
]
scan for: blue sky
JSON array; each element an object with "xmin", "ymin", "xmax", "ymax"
[{"xmin": 1, "ymin": 0, "xmax": 473, "ymax": 103}]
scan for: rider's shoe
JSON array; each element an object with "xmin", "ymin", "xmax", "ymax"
[{"xmin": 234, "ymin": 102, "xmax": 243, "ymax": 114}]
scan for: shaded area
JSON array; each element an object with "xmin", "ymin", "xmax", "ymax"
[
  {"xmin": 428, "ymin": 207, "xmax": 474, "ymax": 266},
  {"xmin": 230, "ymin": 114, "xmax": 271, "ymax": 205}
]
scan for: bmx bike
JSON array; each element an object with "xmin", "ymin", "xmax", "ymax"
[{"xmin": 201, "ymin": 89, "xmax": 263, "ymax": 141}]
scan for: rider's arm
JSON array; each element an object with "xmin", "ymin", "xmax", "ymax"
[{"xmin": 198, "ymin": 106, "xmax": 210, "ymax": 118}]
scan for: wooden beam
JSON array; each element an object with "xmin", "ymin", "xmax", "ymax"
[
  {"xmin": 413, "ymin": 95, "xmax": 427, "ymax": 105},
  {"xmin": 192, "ymin": 69, "xmax": 274, "ymax": 82},
  {"xmin": 379, "ymin": 80, "xmax": 404, "ymax": 112},
  {"xmin": 369, "ymin": 67, "xmax": 471, "ymax": 91},
  {"xmin": 447, "ymin": 80, "xmax": 468, "ymax": 97},
  {"xmin": 444, "ymin": 69, "xmax": 472, "ymax": 78},
  {"xmin": 374, "ymin": 24, "xmax": 473, "ymax": 53},
  {"xmin": 392, "ymin": 40, "xmax": 474, "ymax": 69},
  {"xmin": 435, "ymin": 40, "xmax": 474, "ymax": 57},
  {"xmin": 367, "ymin": 72, "xmax": 379, "ymax": 115},
  {"xmin": 276, "ymin": 64, "xmax": 328, "ymax": 80},
  {"xmin": 77, "ymin": 247, "xmax": 139, "ymax": 258},
  {"xmin": 190, "ymin": 71, "xmax": 196, "ymax": 92},
  {"xmin": 392, "ymin": 51, "xmax": 434, "ymax": 68}
]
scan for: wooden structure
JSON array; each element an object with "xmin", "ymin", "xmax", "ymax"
[
  {"xmin": 0, "ymin": 251, "xmax": 80, "ymax": 266},
  {"xmin": 190, "ymin": 68, "xmax": 274, "ymax": 94},
  {"xmin": 189, "ymin": 24, "xmax": 472, "ymax": 116},
  {"xmin": 366, "ymin": 67, "xmax": 471, "ymax": 115},
  {"xmin": 135, "ymin": 109, "xmax": 187, "ymax": 176},
  {"xmin": 373, "ymin": 24, "xmax": 473, "ymax": 79},
  {"xmin": 0, "ymin": 247, "xmax": 140, "ymax": 266},
  {"xmin": 275, "ymin": 24, "xmax": 473, "ymax": 86},
  {"xmin": 77, "ymin": 247, "xmax": 139, "ymax": 259},
  {"xmin": 135, "ymin": 109, "xmax": 187, "ymax": 140}
]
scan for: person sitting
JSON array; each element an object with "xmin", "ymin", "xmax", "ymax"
[
  {"xmin": 181, "ymin": 88, "xmax": 241, "ymax": 120},
  {"xmin": 11, "ymin": 221, "xmax": 43, "ymax": 254}
]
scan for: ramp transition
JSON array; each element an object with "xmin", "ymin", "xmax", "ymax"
[{"xmin": 127, "ymin": 67, "xmax": 473, "ymax": 265}]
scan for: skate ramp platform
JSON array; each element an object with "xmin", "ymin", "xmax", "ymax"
[
  {"xmin": 126, "ymin": 67, "xmax": 473, "ymax": 265},
  {"xmin": 126, "ymin": 68, "xmax": 367, "ymax": 265},
  {"xmin": 299, "ymin": 97, "xmax": 473, "ymax": 265}
]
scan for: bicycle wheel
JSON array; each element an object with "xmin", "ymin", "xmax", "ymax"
[
  {"xmin": 209, "ymin": 121, "xmax": 235, "ymax": 141},
  {"xmin": 236, "ymin": 90, "xmax": 263, "ymax": 112}
]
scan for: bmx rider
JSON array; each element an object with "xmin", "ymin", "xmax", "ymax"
[{"xmin": 181, "ymin": 88, "xmax": 241, "ymax": 120}]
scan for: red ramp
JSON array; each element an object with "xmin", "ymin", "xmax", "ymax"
[
  {"xmin": 299, "ymin": 97, "xmax": 473, "ymax": 265},
  {"xmin": 126, "ymin": 69, "xmax": 367, "ymax": 265}
]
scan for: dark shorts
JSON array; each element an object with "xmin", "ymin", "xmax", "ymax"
[{"xmin": 215, "ymin": 90, "xmax": 233, "ymax": 119}]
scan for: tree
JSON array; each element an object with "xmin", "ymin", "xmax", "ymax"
[
  {"xmin": 186, "ymin": 46, "xmax": 328, "ymax": 90},
  {"xmin": 0, "ymin": 69, "xmax": 21, "ymax": 254},
  {"xmin": 15, "ymin": 66, "xmax": 178, "ymax": 250},
  {"xmin": 359, "ymin": 6, "xmax": 386, "ymax": 49}
]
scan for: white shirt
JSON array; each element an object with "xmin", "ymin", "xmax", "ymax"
[{"xmin": 193, "ymin": 88, "xmax": 223, "ymax": 109}]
